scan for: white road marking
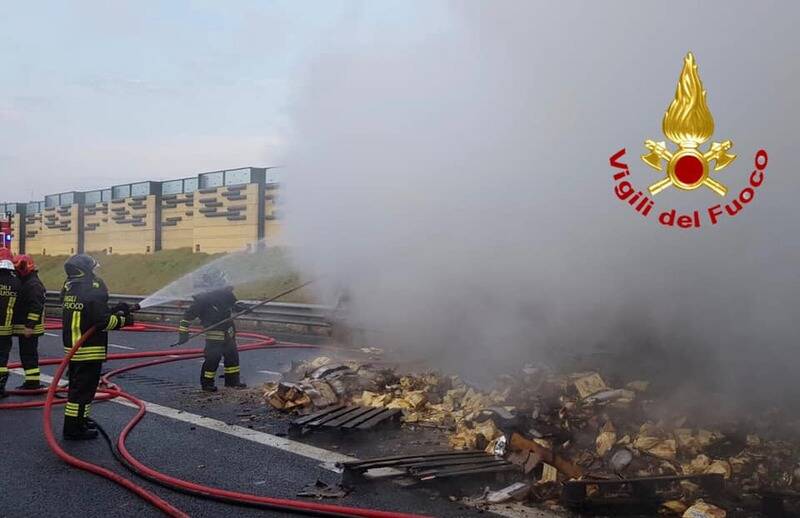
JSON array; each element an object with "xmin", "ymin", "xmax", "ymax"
[
  {"xmin": 117, "ymin": 399, "xmax": 355, "ymax": 468},
  {"xmin": 108, "ymin": 343, "xmax": 136, "ymax": 350},
  {"xmin": 256, "ymin": 370, "xmax": 283, "ymax": 383},
  {"xmin": 9, "ymin": 369, "xmax": 354, "ymax": 470},
  {"xmin": 7, "ymin": 370, "xmax": 503, "ymax": 508},
  {"xmin": 9, "ymin": 363, "xmax": 556, "ymax": 516},
  {"xmin": 44, "ymin": 333, "xmax": 59, "ymax": 337}
]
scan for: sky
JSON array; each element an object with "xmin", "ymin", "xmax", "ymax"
[{"xmin": 0, "ymin": 0, "xmax": 449, "ymax": 201}]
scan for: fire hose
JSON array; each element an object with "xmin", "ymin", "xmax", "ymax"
[{"xmin": 0, "ymin": 310, "xmax": 427, "ymax": 517}]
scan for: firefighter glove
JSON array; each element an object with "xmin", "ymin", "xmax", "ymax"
[
  {"xmin": 115, "ymin": 310, "xmax": 133, "ymax": 327},
  {"xmin": 112, "ymin": 302, "xmax": 131, "ymax": 316}
]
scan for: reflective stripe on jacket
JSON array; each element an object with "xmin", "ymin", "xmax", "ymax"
[
  {"xmin": 0, "ymin": 270, "xmax": 20, "ymax": 337},
  {"xmin": 61, "ymin": 275, "xmax": 126, "ymax": 361},
  {"xmin": 179, "ymin": 287, "xmax": 239, "ymax": 341}
]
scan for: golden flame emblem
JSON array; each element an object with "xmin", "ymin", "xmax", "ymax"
[{"xmin": 641, "ymin": 52, "xmax": 736, "ymax": 196}]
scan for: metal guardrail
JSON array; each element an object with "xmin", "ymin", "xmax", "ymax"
[{"xmin": 45, "ymin": 291, "xmax": 332, "ymax": 336}]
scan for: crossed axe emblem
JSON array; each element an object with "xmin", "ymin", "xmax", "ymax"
[{"xmin": 641, "ymin": 140, "xmax": 735, "ymax": 196}]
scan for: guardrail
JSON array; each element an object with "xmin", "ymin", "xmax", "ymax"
[{"xmin": 45, "ymin": 291, "xmax": 332, "ymax": 336}]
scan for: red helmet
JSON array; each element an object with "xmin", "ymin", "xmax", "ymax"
[
  {"xmin": 0, "ymin": 248, "xmax": 13, "ymax": 271},
  {"xmin": 13, "ymin": 254, "xmax": 36, "ymax": 277}
]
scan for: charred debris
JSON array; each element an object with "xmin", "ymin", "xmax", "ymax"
[{"xmin": 264, "ymin": 355, "xmax": 800, "ymax": 517}]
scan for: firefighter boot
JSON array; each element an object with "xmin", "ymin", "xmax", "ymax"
[
  {"xmin": 0, "ymin": 372, "xmax": 8, "ymax": 399},
  {"xmin": 224, "ymin": 372, "xmax": 247, "ymax": 389},
  {"xmin": 201, "ymin": 369, "xmax": 217, "ymax": 392},
  {"xmin": 63, "ymin": 415, "xmax": 98, "ymax": 441},
  {"xmin": 16, "ymin": 380, "xmax": 44, "ymax": 390}
]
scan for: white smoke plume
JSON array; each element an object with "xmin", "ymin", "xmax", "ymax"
[{"xmin": 282, "ymin": 1, "xmax": 800, "ymax": 406}]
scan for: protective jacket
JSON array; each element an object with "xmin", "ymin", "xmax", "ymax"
[
  {"xmin": 179, "ymin": 287, "xmax": 244, "ymax": 341},
  {"xmin": 61, "ymin": 275, "xmax": 127, "ymax": 361},
  {"xmin": 179, "ymin": 287, "xmax": 247, "ymax": 389},
  {"xmin": 0, "ymin": 270, "xmax": 20, "ymax": 337},
  {"xmin": 13, "ymin": 272, "xmax": 46, "ymax": 336}
]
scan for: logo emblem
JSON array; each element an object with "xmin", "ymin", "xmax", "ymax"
[{"xmin": 640, "ymin": 52, "xmax": 736, "ymax": 196}]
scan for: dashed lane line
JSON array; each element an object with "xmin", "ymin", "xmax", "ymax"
[
  {"xmin": 108, "ymin": 343, "xmax": 136, "ymax": 350},
  {"xmin": 40, "ymin": 336, "xmax": 135, "ymax": 350}
]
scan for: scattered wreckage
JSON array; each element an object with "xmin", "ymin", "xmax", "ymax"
[{"xmin": 265, "ymin": 356, "xmax": 800, "ymax": 516}]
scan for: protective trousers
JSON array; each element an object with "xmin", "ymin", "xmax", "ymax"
[
  {"xmin": 17, "ymin": 335, "xmax": 40, "ymax": 383},
  {"xmin": 0, "ymin": 335, "xmax": 11, "ymax": 395},
  {"xmin": 64, "ymin": 361, "xmax": 102, "ymax": 431},
  {"xmin": 200, "ymin": 338, "xmax": 241, "ymax": 388}
]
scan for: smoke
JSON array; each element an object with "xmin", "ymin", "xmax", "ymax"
[{"xmin": 282, "ymin": 1, "xmax": 800, "ymax": 408}]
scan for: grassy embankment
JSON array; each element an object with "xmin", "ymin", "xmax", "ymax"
[{"xmin": 33, "ymin": 248, "xmax": 314, "ymax": 303}]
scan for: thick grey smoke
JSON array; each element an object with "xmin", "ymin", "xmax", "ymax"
[{"xmin": 283, "ymin": 1, "xmax": 800, "ymax": 408}]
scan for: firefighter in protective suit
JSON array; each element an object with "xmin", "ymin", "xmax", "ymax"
[
  {"xmin": 61, "ymin": 254, "xmax": 133, "ymax": 440},
  {"xmin": 0, "ymin": 248, "xmax": 20, "ymax": 398},
  {"xmin": 178, "ymin": 269, "xmax": 247, "ymax": 391},
  {"xmin": 12, "ymin": 254, "xmax": 46, "ymax": 389}
]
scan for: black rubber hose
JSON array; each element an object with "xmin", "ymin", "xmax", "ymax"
[{"xmin": 92, "ymin": 420, "xmax": 358, "ymax": 518}]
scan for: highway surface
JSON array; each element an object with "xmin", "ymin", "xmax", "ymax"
[{"xmin": 1, "ymin": 328, "xmax": 558, "ymax": 518}]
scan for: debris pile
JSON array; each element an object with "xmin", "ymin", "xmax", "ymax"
[
  {"xmin": 264, "ymin": 356, "xmax": 506, "ymax": 448},
  {"xmin": 499, "ymin": 368, "xmax": 800, "ymax": 515},
  {"xmin": 359, "ymin": 374, "xmax": 508, "ymax": 451},
  {"xmin": 263, "ymin": 356, "xmax": 395, "ymax": 411},
  {"xmin": 264, "ymin": 356, "xmax": 800, "ymax": 515}
]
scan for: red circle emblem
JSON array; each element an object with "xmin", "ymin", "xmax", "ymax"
[{"xmin": 674, "ymin": 155, "xmax": 704, "ymax": 185}]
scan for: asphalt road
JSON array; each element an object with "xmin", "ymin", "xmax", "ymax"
[{"xmin": 0, "ymin": 328, "xmax": 543, "ymax": 518}]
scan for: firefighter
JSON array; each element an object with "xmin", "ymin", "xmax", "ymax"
[
  {"xmin": 0, "ymin": 248, "xmax": 20, "ymax": 398},
  {"xmin": 12, "ymin": 254, "xmax": 46, "ymax": 389},
  {"xmin": 177, "ymin": 269, "xmax": 247, "ymax": 391},
  {"xmin": 61, "ymin": 254, "xmax": 133, "ymax": 440}
]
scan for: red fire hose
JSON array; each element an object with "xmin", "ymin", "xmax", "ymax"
[
  {"xmin": 1, "ymin": 321, "xmax": 427, "ymax": 518},
  {"xmin": 41, "ymin": 324, "xmax": 188, "ymax": 517}
]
